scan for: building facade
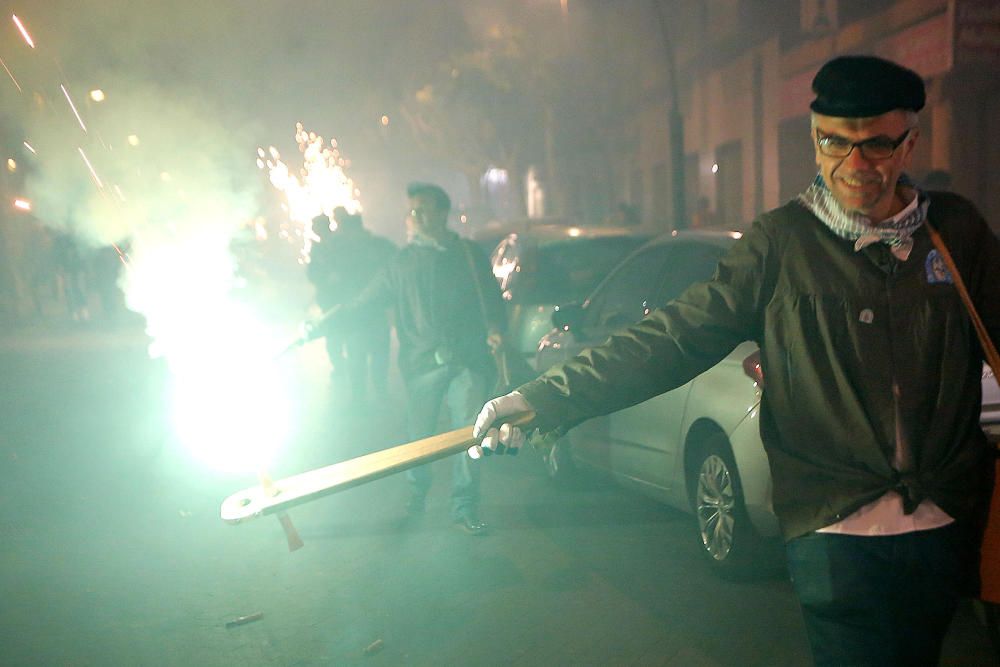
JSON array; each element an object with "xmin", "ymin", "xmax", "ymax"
[{"xmin": 624, "ymin": 0, "xmax": 1000, "ymax": 233}]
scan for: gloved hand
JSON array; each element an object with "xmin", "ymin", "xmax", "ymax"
[{"xmin": 468, "ymin": 391, "xmax": 533, "ymax": 459}]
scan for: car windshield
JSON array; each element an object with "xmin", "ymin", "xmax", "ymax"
[
  {"xmin": 519, "ymin": 236, "xmax": 647, "ymax": 304},
  {"xmin": 582, "ymin": 239, "xmax": 729, "ymax": 332}
]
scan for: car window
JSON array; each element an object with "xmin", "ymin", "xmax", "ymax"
[
  {"xmin": 655, "ymin": 243, "xmax": 728, "ymax": 303},
  {"xmin": 527, "ymin": 237, "xmax": 647, "ymax": 304},
  {"xmin": 583, "ymin": 240, "xmax": 728, "ymax": 335},
  {"xmin": 583, "ymin": 245, "xmax": 674, "ymax": 333}
]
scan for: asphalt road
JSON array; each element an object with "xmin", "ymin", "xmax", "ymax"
[{"xmin": 0, "ymin": 321, "xmax": 995, "ymax": 666}]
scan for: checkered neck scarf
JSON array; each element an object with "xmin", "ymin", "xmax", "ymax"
[{"xmin": 797, "ymin": 173, "xmax": 929, "ymax": 261}]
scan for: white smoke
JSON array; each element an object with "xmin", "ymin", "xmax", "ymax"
[{"xmin": 16, "ymin": 74, "xmax": 297, "ymax": 472}]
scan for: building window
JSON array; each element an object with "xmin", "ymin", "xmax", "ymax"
[
  {"xmin": 652, "ymin": 162, "xmax": 669, "ymax": 224},
  {"xmin": 629, "ymin": 167, "xmax": 644, "ymax": 222},
  {"xmin": 778, "ymin": 116, "xmax": 814, "ymax": 203},
  {"xmin": 715, "ymin": 140, "xmax": 743, "ymax": 228},
  {"xmin": 684, "ymin": 153, "xmax": 700, "ymax": 222}
]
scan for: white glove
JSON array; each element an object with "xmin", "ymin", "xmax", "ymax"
[{"xmin": 468, "ymin": 391, "xmax": 533, "ymax": 459}]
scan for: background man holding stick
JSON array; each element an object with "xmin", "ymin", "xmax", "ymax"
[{"xmin": 315, "ymin": 182, "xmax": 505, "ymax": 535}]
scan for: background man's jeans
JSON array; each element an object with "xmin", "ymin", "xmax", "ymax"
[
  {"xmin": 404, "ymin": 364, "xmax": 488, "ymax": 520},
  {"xmin": 785, "ymin": 524, "xmax": 968, "ymax": 667}
]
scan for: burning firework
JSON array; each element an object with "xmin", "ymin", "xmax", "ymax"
[
  {"xmin": 258, "ymin": 123, "xmax": 362, "ymax": 261},
  {"xmin": 4, "ymin": 10, "xmax": 302, "ymax": 479}
]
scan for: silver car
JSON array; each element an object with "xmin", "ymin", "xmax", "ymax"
[{"xmin": 536, "ymin": 230, "xmax": 999, "ymax": 577}]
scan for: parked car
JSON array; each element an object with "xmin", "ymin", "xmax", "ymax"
[
  {"xmin": 535, "ymin": 229, "xmax": 1000, "ymax": 577},
  {"xmin": 486, "ymin": 224, "xmax": 650, "ymax": 363}
]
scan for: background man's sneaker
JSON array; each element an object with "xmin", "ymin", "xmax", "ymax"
[{"xmin": 453, "ymin": 515, "xmax": 488, "ymax": 536}]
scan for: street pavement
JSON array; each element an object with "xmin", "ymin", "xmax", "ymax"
[{"xmin": 0, "ymin": 321, "xmax": 995, "ymax": 666}]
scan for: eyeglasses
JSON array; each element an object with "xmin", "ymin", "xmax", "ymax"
[{"xmin": 815, "ymin": 128, "xmax": 912, "ymax": 160}]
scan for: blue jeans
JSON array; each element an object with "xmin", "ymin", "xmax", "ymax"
[
  {"xmin": 785, "ymin": 524, "xmax": 968, "ymax": 667},
  {"xmin": 404, "ymin": 365, "xmax": 488, "ymax": 520}
]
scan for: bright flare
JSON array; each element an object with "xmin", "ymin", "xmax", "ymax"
[
  {"xmin": 89, "ymin": 89, "xmax": 105, "ymax": 102},
  {"xmin": 168, "ymin": 322, "xmax": 292, "ymax": 474},
  {"xmin": 13, "ymin": 198, "xmax": 31, "ymax": 211},
  {"xmin": 12, "ymin": 14, "xmax": 34, "ymax": 48},
  {"xmin": 123, "ymin": 223, "xmax": 291, "ymax": 474}
]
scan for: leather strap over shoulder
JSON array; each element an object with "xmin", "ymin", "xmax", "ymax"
[{"xmin": 925, "ymin": 222, "xmax": 1000, "ymax": 397}]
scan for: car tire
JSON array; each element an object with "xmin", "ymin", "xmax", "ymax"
[
  {"xmin": 543, "ymin": 436, "xmax": 575, "ymax": 484},
  {"xmin": 687, "ymin": 432, "xmax": 761, "ymax": 579}
]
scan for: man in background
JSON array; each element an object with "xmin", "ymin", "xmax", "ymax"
[{"xmin": 313, "ymin": 183, "xmax": 505, "ymax": 535}]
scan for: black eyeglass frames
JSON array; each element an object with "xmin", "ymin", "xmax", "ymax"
[{"xmin": 815, "ymin": 128, "xmax": 912, "ymax": 160}]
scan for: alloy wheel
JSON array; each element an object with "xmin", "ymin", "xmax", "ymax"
[{"xmin": 696, "ymin": 453, "xmax": 737, "ymax": 561}]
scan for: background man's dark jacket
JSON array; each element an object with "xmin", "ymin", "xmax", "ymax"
[{"xmin": 337, "ymin": 233, "xmax": 505, "ymax": 381}]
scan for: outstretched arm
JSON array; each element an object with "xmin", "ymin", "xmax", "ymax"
[{"xmin": 473, "ymin": 222, "xmax": 777, "ymax": 453}]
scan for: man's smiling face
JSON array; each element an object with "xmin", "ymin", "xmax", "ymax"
[{"xmin": 813, "ymin": 109, "xmax": 918, "ymax": 222}]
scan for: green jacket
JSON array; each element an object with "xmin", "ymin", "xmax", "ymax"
[{"xmin": 519, "ymin": 193, "xmax": 1000, "ymax": 540}]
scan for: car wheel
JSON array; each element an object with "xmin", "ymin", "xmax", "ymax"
[
  {"xmin": 688, "ymin": 432, "xmax": 760, "ymax": 578},
  {"xmin": 544, "ymin": 436, "xmax": 575, "ymax": 483}
]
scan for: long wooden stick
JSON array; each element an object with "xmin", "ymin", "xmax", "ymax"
[{"xmin": 221, "ymin": 411, "xmax": 534, "ymax": 524}]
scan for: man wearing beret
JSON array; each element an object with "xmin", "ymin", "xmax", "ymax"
[{"xmin": 472, "ymin": 55, "xmax": 1000, "ymax": 665}]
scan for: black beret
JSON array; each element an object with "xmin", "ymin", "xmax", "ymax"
[{"xmin": 810, "ymin": 55, "xmax": 925, "ymax": 117}]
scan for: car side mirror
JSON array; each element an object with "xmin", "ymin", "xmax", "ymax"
[{"xmin": 551, "ymin": 303, "xmax": 584, "ymax": 331}]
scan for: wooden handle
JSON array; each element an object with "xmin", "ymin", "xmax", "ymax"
[{"xmin": 221, "ymin": 411, "xmax": 535, "ymax": 524}]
